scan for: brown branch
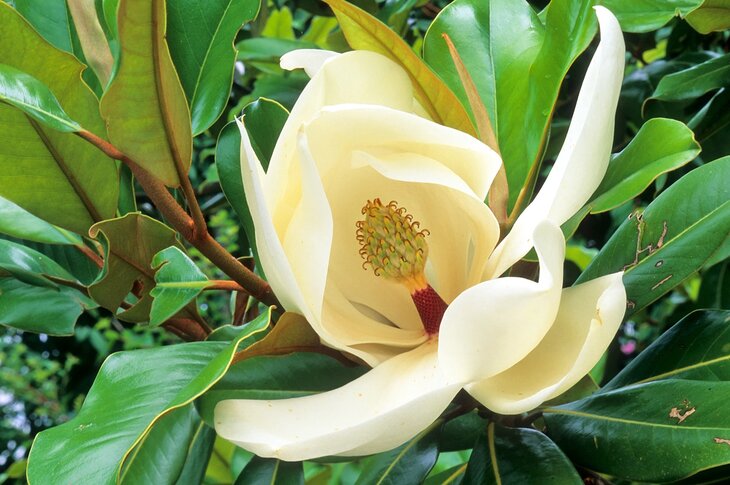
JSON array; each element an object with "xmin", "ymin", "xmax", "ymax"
[
  {"xmin": 75, "ymin": 129, "xmax": 280, "ymax": 308},
  {"xmin": 205, "ymin": 280, "xmax": 247, "ymax": 292},
  {"xmin": 165, "ymin": 317, "xmax": 209, "ymax": 341}
]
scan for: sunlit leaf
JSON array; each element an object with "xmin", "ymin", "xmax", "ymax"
[
  {"xmin": 167, "ymin": 0, "xmax": 260, "ymax": 134},
  {"xmin": 100, "ymin": 0, "xmax": 192, "ymax": 187},
  {"xmin": 0, "ymin": 3, "xmax": 118, "ymax": 234},
  {"xmin": 577, "ymin": 157, "xmax": 730, "ymax": 314}
]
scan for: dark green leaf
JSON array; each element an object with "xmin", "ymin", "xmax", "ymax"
[
  {"xmin": 355, "ymin": 424, "xmax": 440, "ymax": 485},
  {"xmin": 602, "ymin": 0, "xmax": 703, "ymax": 32},
  {"xmin": 688, "ymin": 88, "xmax": 730, "ymax": 162},
  {"xmin": 197, "ymin": 353, "xmax": 365, "ymax": 426},
  {"xmin": 0, "ymin": 239, "xmax": 78, "ymax": 285},
  {"xmin": 0, "ymin": 196, "xmax": 80, "ymax": 245},
  {"xmin": 462, "ymin": 423, "xmax": 581, "ymax": 485},
  {"xmin": 544, "ymin": 380, "xmax": 730, "ymax": 482},
  {"xmin": 167, "ymin": 0, "xmax": 260, "ymax": 134},
  {"xmin": 603, "ymin": 310, "xmax": 730, "ymax": 391},
  {"xmin": 0, "ymin": 63, "xmax": 81, "ymax": 132},
  {"xmin": 651, "ymin": 53, "xmax": 730, "ymax": 102},
  {"xmin": 0, "ymin": 3, "xmax": 118, "ymax": 234},
  {"xmin": 216, "ymin": 99, "xmax": 287, "ymax": 248},
  {"xmin": 424, "ymin": 464, "xmax": 466, "ymax": 485},
  {"xmin": 243, "ymin": 98, "xmax": 288, "ymax": 168},
  {"xmin": 13, "ymin": 0, "xmax": 75, "ymax": 53},
  {"xmin": 175, "ymin": 423, "xmax": 216, "ymax": 485},
  {"xmin": 236, "ymin": 37, "xmax": 318, "ymax": 64},
  {"xmin": 577, "ymin": 157, "xmax": 730, "ymax": 314},
  {"xmin": 150, "ymin": 246, "xmax": 212, "ymax": 326},
  {"xmin": 27, "ymin": 313, "xmax": 269, "ymax": 484},
  {"xmin": 439, "ymin": 411, "xmax": 488, "ymax": 452},
  {"xmin": 234, "ymin": 456, "xmax": 304, "ymax": 485},
  {"xmin": 424, "ymin": 0, "xmax": 598, "ymax": 209},
  {"xmin": 119, "ymin": 405, "xmax": 203, "ymax": 485},
  {"xmin": 589, "ymin": 118, "xmax": 700, "ymax": 213},
  {"xmin": 0, "ymin": 278, "xmax": 90, "ymax": 335}
]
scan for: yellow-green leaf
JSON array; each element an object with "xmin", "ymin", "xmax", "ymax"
[
  {"xmin": 324, "ymin": 0, "xmax": 476, "ymax": 137},
  {"xmin": 100, "ymin": 0, "xmax": 192, "ymax": 187},
  {"xmin": 0, "ymin": 3, "xmax": 118, "ymax": 234}
]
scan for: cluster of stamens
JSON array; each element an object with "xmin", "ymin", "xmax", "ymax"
[
  {"xmin": 355, "ymin": 199, "xmax": 430, "ymax": 288},
  {"xmin": 355, "ymin": 198, "xmax": 446, "ymax": 335}
]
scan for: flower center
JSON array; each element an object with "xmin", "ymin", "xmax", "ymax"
[{"xmin": 355, "ymin": 198, "xmax": 447, "ymax": 335}]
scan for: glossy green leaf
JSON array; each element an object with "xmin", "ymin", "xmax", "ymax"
[
  {"xmin": 0, "ymin": 63, "xmax": 81, "ymax": 132},
  {"xmin": 150, "ymin": 246, "xmax": 212, "ymax": 326},
  {"xmin": 424, "ymin": 0, "xmax": 598, "ymax": 209},
  {"xmin": 0, "ymin": 278, "xmax": 90, "ymax": 335},
  {"xmin": 20, "ymin": 240, "xmax": 101, "ymax": 286},
  {"xmin": 27, "ymin": 315, "xmax": 269, "ymax": 485},
  {"xmin": 237, "ymin": 37, "xmax": 317, "ymax": 62},
  {"xmin": 439, "ymin": 411, "xmax": 488, "ymax": 452},
  {"xmin": 0, "ymin": 3, "xmax": 118, "ymax": 234},
  {"xmin": 689, "ymin": 88, "xmax": 730, "ymax": 163},
  {"xmin": 544, "ymin": 380, "xmax": 730, "ymax": 482},
  {"xmin": 603, "ymin": 310, "xmax": 730, "ymax": 391},
  {"xmin": 355, "ymin": 424, "xmax": 440, "ymax": 485},
  {"xmin": 588, "ymin": 118, "xmax": 700, "ymax": 213},
  {"xmin": 89, "ymin": 213, "xmax": 181, "ymax": 323},
  {"xmin": 324, "ymin": 0, "xmax": 476, "ymax": 138},
  {"xmin": 577, "ymin": 157, "xmax": 730, "ymax": 314},
  {"xmin": 424, "ymin": 464, "xmax": 466, "ymax": 485},
  {"xmin": 13, "ymin": 0, "xmax": 76, "ymax": 53},
  {"xmin": 100, "ymin": 0, "xmax": 192, "ymax": 187},
  {"xmin": 175, "ymin": 423, "xmax": 216, "ymax": 485},
  {"xmin": 197, "ymin": 353, "xmax": 365, "ymax": 426},
  {"xmin": 216, "ymin": 98, "xmax": 288, "ymax": 245},
  {"xmin": 0, "ymin": 239, "xmax": 80, "ymax": 289},
  {"xmin": 167, "ymin": 0, "xmax": 260, "ymax": 134},
  {"xmin": 0, "ymin": 196, "xmax": 79, "ymax": 245},
  {"xmin": 602, "ymin": 0, "xmax": 703, "ymax": 32},
  {"xmin": 119, "ymin": 405, "xmax": 204, "ymax": 485},
  {"xmin": 234, "ymin": 457, "xmax": 304, "ymax": 485},
  {"xmin": 462, "ymin": 423, "xmax": 581, "ymax": 485},
  {"xmin": 686, "ymin": 0, "xmax": 730, "ymax": 33},
  {"xmin": 651, "ymin": 53, "xmax": 730, "ymax": 102}
]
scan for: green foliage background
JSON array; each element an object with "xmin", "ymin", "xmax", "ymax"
[{"xmin": 0, "ymin": 0, "xmax": 728, "ymax": 483}]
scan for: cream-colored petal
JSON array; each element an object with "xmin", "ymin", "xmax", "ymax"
[
  {"xmin": 304, "ymin": 105, "xmax": 502, "ymax": 201},
  {"xmin": 466, "ymin": 272, "xmax": 626, "ymax": 415},
  {"xmin": 280, "ymin": 49, "xmax": 338, "ymax": 77},
  {"xmin": 266, "ymin": 52, "xmax": 416, "ymax": 235},
  {"xmin": 485, "ymin": 7, "xmax": 625, "ymax": 278},
  {"xmin": 214, "ymin": 341, "xmax": 461, "ymax": 461},
  {"xmin": 236, "ymin": 118, "xmax": 304, "ymax": 314},
  {"xmin": 316, "ymin": 155, "xmax": 499, "ymax": 365},
  {"xmin": 438, "ymin": 222, "xmax": 565, "ymax": 383}
]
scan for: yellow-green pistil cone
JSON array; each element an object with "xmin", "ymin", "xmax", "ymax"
[{"xmin": 356, "ymin": 198, "xmax": 446, "ymax": 335}]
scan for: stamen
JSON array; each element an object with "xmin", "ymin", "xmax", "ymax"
[{"xmin": 356, "ymin": 198, "xmax": 446, "ymax": 335}]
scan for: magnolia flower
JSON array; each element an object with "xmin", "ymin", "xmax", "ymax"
[{"xmin": 215, "ymin": 7, "xmax": 626, "ymax": 461}]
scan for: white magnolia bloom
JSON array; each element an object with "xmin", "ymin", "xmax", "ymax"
[{"xmin": 215, "ymin": 6, "xmax": 627, "ymax": 461}]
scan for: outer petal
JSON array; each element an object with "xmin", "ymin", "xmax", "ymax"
[
  {"xmin": 280, "ymin": 49, "xmax": 338, "ymax": 77},
  {"xmin": 486, "ymin": 6, "xmax": 625, "ymax": 278},
  {"xmin": 237, "ymin": 120, "xmax": 338, "ymax": 347},
  {"xmin": 265, "ymin": 51, "xmax": 415, "ymax": 227},
  {"xmin": 438, "ymin": 221, "xmax": 565, "ymax": 383},
  {"xmin": 214, "ymin": 341, "xmax": 461, "ymax": 461},
  {"xmin": 466, "ymin": 272, "xmax": 626, "ymax": 415}
]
